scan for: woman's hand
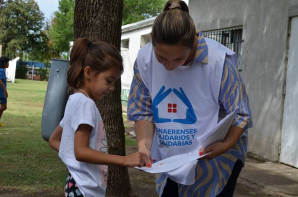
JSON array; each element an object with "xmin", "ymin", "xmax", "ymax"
[
  {"xmin": 138, "ymin": 143, "xmax": 152, "ymax": 167},
  {"xmin": 199, "ymin": 141, "xmax": 229, "ymax": 160},
  {"xmin": 123, "ymin": 152, "xmax": 149, "ymax": 167},
  {"xmin": 200, "ymin": 126, "xmax": 244, "ymax": 160}
]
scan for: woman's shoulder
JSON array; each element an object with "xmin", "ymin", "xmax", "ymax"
[
  {"xmin": 204, "ymin": 37, "xmax": 235, "ymax": 56},
  {"xmin": 136, "ymin": 42, "xmax": 155, "ymax": 71},
  {"xmin": 137, "ymin": 42, "xmax": 154, "ymax": 59}
]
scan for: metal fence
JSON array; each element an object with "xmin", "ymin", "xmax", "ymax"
[{"xmin": 202, "ymin": 27, "xmax": 243, "ymax": 68}]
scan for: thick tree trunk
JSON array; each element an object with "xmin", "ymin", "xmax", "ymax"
[{"xmin": 74, "ymin": 1, "xmax": 134, "ymax": 197}]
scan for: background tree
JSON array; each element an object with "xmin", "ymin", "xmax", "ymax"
[
  {"xmin": 0, "ymin": 0, "xmax": 45, "ymax": 60},
  {"xmin": 122, "ymin": 0, "xmax": 165, "ymax": 25},
  {"xmin": 74, "ymin": 1, "xmax": 133, "ymax": 197},
  {"xmin": 48, "ymin": 0, "xmax": 165, "ymax": 54},
  {"xmin": 47, "ymin": 0, "xmax": 74, "ymax": 58}
]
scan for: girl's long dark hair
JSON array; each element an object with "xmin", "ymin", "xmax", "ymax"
[{"xmin": 67, "ymin": 38, "xmax": 123, "ymax": 89}]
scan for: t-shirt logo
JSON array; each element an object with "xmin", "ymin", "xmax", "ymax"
[{"xmin": 153, "ymin": 86, "xmax": 197, "ymax": 124}]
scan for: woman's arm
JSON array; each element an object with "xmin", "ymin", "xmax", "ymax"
[
  {"xmin": 135, "ymin": 120, "xmax": 155, "ymax": 165},
  {"xmin": 201, "ymin": 54, "xmax": 252, "ymax": 159},
  {"xmin": 127, "ymin": 62, "xmax": 155, "ymax": 165},
  {"xmin": 200, "ymin": 126, "xmax": 244, "ymax": 159},
  {"xmin": 74, "ymin": 124, "xmax": 147, "ymax": 167},
  {"xmin": 49, "ymin": 125, "xmax": 63, "ymax": 152}
]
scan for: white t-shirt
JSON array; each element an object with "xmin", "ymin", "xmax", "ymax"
[{"xmin": 59, "ymin": 93, "xmax": 108, "ymax": 197}]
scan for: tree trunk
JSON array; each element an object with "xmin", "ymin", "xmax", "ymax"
[{"xmin": 74, "ymin": 1, "xmax": 134, "ymax": 197}]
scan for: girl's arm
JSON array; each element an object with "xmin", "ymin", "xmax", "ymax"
[
  {"xmin": 74, "ymin": 124, "xmax": 147, "ymax": 167},
  {"xmin": 49, "ymin": 125, "xmax": 63, "ymax": 152}
]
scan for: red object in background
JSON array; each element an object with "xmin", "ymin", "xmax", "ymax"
[{"xmin": 168, "ymin": 103, "xmax": 177, "ymax": 113}]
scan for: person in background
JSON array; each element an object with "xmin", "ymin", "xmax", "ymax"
[
  {"xmin": 0, "ymin": 56, "xmax": 9, "ymax": 127},
  {"xmin": 127, "ymin": 0, "xmax": 253, "ymax": 196},
  {"xmin": 49, "ymin": 38, "xmax": 147, "ymax": 197}
]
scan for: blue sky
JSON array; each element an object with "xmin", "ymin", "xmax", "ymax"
[{"xmin": 35, "ymin": 0, "xmax": 59, "ymax": 20}]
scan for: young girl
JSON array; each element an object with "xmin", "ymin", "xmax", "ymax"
[
  {"xmin": 49, "ymin": 38, "xmax": 147, "ymax": 197},
  {"xmin": 0, "ymin": 56, "xmax": 9, "ymax": 127},
  {"xmin": 127, "ymin": 0, "xmax": 252, "ymax": 196}
]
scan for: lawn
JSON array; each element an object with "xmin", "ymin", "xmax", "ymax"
[{"xmin": 0, "ymin": 79, "xmax": 140, "ymax": 196}]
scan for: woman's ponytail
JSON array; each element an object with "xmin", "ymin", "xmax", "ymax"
[{"xmin": 152, "ymin": 0, "xmax": 196, "ymax": 48}]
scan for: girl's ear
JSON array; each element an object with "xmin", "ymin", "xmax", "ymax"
[{"xmin": 84, "ymin": 66, "xmax": 91, "ymax": 80}]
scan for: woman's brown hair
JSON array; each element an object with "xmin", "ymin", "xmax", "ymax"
[
  {"xmin": 67, "ymin": 38, "xmax": 123, "ymax": 89},
  {"xmin": 151, "ymin": 0, "xmax": 196, "ymax": 48}
]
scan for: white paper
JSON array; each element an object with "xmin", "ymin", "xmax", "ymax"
[
  {"xmin": 166, "ymin": 160, "xmax": 197, "ymax": 185},
  {"xmin": 135, "ymin": 152, "xmax": 209, "ymax": 173},
  {"xmin": 135, "ymin": 109, "xmax": 237, "ymax": 174},
  {"xmin": 197, "ymin": 108, "xmax": 237, "ymax": 148}
]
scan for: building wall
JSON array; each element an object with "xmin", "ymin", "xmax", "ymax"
[
  {"xmin": 121, "ymin": 26, "xmax": 152, "ymax": 66},
  {"xmin": 189, "ymin": 0, "xmax": 298, "ymax": 161},
  {"xmin": 120, "ymin": 26, "xmax": 152, "ymax": 108}
]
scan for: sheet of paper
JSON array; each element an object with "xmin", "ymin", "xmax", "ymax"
[
  {"xmin": 135, "ymin": 152, "xmax": 209, "ymax": 173},
  {"xmin": 197, "ymin": 108, "xmax": 237, "ymax": 148},
  {"xmin": 135, "ymin": 109, "xmax": 236, "ymax": 174}
]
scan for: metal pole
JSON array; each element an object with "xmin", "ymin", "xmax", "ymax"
[{"xmin": 32, "ymin": 64, "xmax": 34, "ymax": 80}]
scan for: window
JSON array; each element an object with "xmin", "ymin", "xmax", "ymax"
[
  {"xmin": 121, "ymin": 39, "xmax": 129, "ymax": 49},
  {"xmin": 168, "ymin": 103, "xmax": 177, "ymax": 113},
  {"xmin": 140, "ymin": 34, "xmax": 152, "ymax": 48},
  {"xmin": 202, "ymin": 27, "xmax": 243, "ymax": 68}
]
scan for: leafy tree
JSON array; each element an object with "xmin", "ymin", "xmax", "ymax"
[
  {"xmin": 0, "ymin": 0, "xmax": 45, "ymax": 59},
  {"xmin": 30, "ymin": 30, "xmax": 52, "ymax": 65},
  {"xmin": 74, "ymin": 0, "xmax": 134, "ymax": 196},
  {"xmin": 15, "ymin": 65, "xmax": 28, "ymax": 79},
  {"xmin": 48, "ymin": 0, "xmax": 74, "ymax": 57},
  {"xmin": 48, "ymin": 0, "xmax": 165, "ymax": 55},
  {"xmin": 38, "ymin": 67, "xmax": 49, "ymax": 81},
  {"xmin": 122, "ymin": 0, "xmax": 165, "ymax": 25}
]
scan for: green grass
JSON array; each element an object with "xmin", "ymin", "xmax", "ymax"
[
  {"xmin": 0, "ymin": 79, "xmax": 67, "ymax": 195},
  {"xmin": 0, "ymin": 79, "xmax": 137, "ymax": 195}
]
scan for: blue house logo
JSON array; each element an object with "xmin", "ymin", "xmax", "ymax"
[{"xmin": 153, "ymin": 86, "xmax": 197, "ymax": 124}]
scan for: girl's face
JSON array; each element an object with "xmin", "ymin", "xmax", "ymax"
[
  {"xmin": 3, "ymin": 62, "xmax": 9, "ymax": 69},
  {"xmin": 86, "ymin": 66, "xmax": 122, "ymax": 100},
  {"xmin": 153, "ymin": 43, "xmax": 191, "ymax": 71}
]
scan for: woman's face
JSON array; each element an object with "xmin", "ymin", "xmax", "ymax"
[{"xmin": 153, "ymin": 43, "xmax": 191, "ymax": 71}]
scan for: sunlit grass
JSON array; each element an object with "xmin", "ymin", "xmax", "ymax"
[{"xmin": 0, "ymin": 79, "xmax": 137, "ymax": 195}]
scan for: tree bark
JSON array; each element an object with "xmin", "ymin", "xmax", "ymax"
[{"xmin": 74, "ymin": 1, "xmax": 134, "ymax": 197}]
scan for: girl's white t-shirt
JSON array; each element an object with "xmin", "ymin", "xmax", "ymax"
[{"xmin": 59, "ymin": 93, "xmax": 108, "ymax": 197}]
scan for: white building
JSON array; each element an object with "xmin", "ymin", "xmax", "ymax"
[
  {"xmin": 120, "ymin": 17, "xmax": 155, "ymax": 107},
  {"xmin": 189, "ymin": 0, "xmax": 298, "ymax": 168}
]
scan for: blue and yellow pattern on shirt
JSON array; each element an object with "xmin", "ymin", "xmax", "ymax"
[{"xmin": 127, "ymin": 32, "xmax": 253, "ymax": 197}]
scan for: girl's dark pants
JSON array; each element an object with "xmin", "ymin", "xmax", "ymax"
[{"xmin": 161, "ymin": 159, "xmax": 243, "ymax": 197}]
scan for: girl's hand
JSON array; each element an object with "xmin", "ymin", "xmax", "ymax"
[
  {"xmin": 123, "ymin": 152, "xmax": 149, "ymax": 167},
  {"xmin": 199, "ymin": 141, "xmax": 229, "ymax": 160},
  {"xmin": 4, "ymin": 90, "xmax": 8, "ymax": 98}
]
